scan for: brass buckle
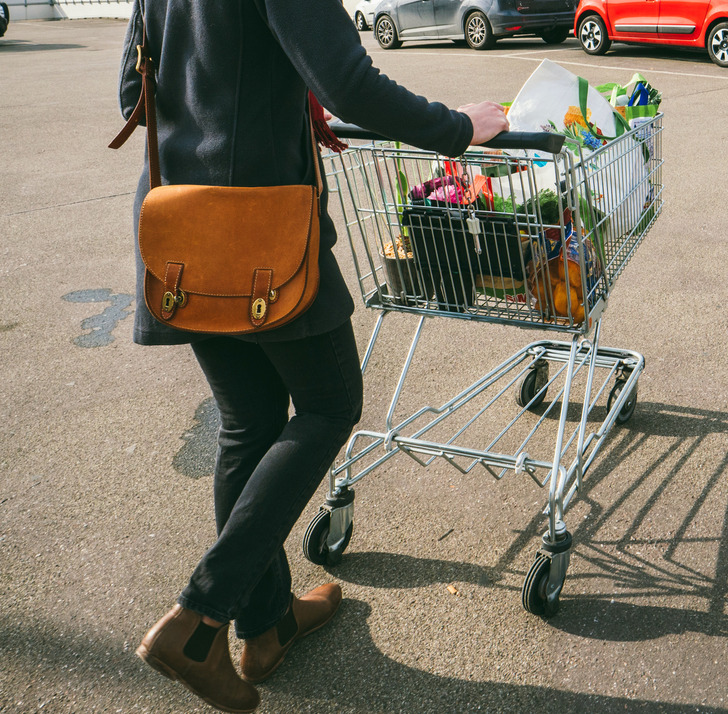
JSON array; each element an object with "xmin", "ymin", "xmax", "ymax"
[
  {"xmin": 136, "ymin": 45, "xmax": 154, "ymax": 75},
  {"xmin": 252, "ymin": 298, "xmax": 267, "ymax": 320},
  {"xmin": 162, "ymin": 290, "xmax": 187, "ymax": 313}
]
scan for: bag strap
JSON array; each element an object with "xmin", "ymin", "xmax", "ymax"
[
  {"xmin": 109, "ymin": 23, "xmax": 323, "ymax": 196},
  {"xmin": 109, "ymin": 29, "xmax": 161, "ymax": 187},
  {"xmin": 577, "ymin": 76, "xmax": 630, "ymax": 143}
]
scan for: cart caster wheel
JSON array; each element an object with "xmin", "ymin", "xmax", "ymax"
[
  {"xmin": 522, "ymin": 553, "xmax": 563, "ymax": 617},
  {"xmin": 302, "ymin": 508, "xmax": 353, "ymax": 566},
  {"xmin": 608, "ymin": 379, "xmax": 637, "ymax": 425},
  {"xmin": 516, "ymin": 363, "xmax": 548, "ymax": 409}
]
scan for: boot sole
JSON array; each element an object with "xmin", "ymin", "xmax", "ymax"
[
  {"xmin": 240, "ymin": 605, "xmax": 339, "ymax": 684},
  {"xmin": 136, "ymin": 645, "xmax": 259, "ymax": 713}
]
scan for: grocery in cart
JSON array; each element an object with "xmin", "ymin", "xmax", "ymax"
[{"xmin": 303, "ymin": 105, "xmax": 663, "ymax": 617}]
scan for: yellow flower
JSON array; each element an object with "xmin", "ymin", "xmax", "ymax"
[{"xmin": 564, "ymin": 105, "xmax": 591, "ymax": 129}]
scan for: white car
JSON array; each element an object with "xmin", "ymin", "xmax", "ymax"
[
  {"xmin": 353, "ymin": 0, "xmax": 378, "ymax": 30},
  {"xmin": 0, "ymin": 3, "xmax": 9, "ymax": 38}
]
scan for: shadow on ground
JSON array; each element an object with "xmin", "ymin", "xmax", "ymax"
[
  {"xmin": 172, "ymin": 398, "xmax": 728, "ymax": 628},
  {"xmin": 0, "ymin": 40, "xmax": 86, "ymax": 52},
  {"xmin": 1, "ymin": 604, "xmax": 724, "ymax": 714}
]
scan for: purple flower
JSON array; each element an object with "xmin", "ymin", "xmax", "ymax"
[{"xmin": 409, "ymin": 175, "xmax": 457, "ymax": 201}]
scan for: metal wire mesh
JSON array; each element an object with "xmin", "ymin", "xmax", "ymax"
[{"xmin": 325, "ymin": 114, "xmax": 664, "ymax": 336}]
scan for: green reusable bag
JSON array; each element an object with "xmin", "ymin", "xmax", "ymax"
[{"xmin": 596, "ymin": 73, "xmax": 661, "ymax": 125}]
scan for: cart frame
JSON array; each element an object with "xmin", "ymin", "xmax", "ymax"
[{"xmin": 304, "ymin": 116, "xmax": 664, "ymax": 616}]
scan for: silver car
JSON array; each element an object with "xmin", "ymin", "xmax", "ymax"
[
  {"xmin": 373, "ymin": 0, "xmax": 576, "ymax": 49},
  {"xmin": 353, "ymin": 0, "xmax": 379, "ymax": 30}
]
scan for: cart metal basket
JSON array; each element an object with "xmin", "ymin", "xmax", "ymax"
[{"xmin": 304, "ymin": 116, "xmax": 664, "ymax": 616}]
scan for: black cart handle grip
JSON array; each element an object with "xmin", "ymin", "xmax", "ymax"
[{"xmin": 329, "ymin": 122, "xmax": 565, "ymax": 154}]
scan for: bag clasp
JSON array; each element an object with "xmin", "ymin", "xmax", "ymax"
[{"xmin": 162, "ymin": 289, "xmax": 187, "ymax": 313}]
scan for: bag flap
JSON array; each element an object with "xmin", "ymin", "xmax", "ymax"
[{"xmin": 138, "ymin": 184, "xmax": 316, "ymax": 296}]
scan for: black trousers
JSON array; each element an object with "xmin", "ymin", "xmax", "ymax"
[{"xmin": 178, "ymin": 320, "xmax": 363, "ymax": 638}]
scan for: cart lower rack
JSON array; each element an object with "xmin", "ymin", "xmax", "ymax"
[{"xmin": 304, "ymin": 116, "xmax": 663, "ymax": 616}]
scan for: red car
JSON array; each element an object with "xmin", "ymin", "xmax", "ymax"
[{"xmin": 574, "ymin": 0, "xmax": 728, "ymax": 66}]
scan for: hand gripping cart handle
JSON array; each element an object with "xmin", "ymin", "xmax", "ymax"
[
  {"xmin": 305, "ymin": 117, "xmax": 663, "ymax": 616},
  {"xmin": 329, "ymin": 122, "xmax": 566, "ymax": 154}
]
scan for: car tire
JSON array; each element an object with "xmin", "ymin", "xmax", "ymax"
[
  {"xmin": 375, "ymin": 15, "xmax": 402, "ymax": 49},
  {"xmin": 707, "ymin": 22, "xmax": 728, "ymax": 67},
  {"xmin": 540, "ymin": 27, "xmax": 569, "ymax": 44},
  {"xmin": 465, "ymin": 11, "xmax": 496, "ymax": 50},
  {"xmin": 578, "ymin": 14, "xmax": 611, "ymax": 55},
  {"xmin": 0, "ymin": 2, "xmax": 8, "ymax": 37},
  {"xmin": 354, "ymin": 11, "xmax": 368, "ymax": 31}
]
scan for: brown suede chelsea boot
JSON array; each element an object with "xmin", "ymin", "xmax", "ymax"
[
  {"xmin": 240, "ymin": 583, "xmax": 342, "ymax": 684},
  {"xmin": 136, "ymin": 605, "xmax": 260, "ymax": 713}
]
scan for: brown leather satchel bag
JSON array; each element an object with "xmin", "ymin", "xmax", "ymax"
[{"xmin": 110, "ymin": 33, "xmax": 320, "ymax": 334}]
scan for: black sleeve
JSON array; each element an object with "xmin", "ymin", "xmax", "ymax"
[
  {"xmin": 118, "ymin": 0, "xmax": 144, "ymax": 122},
  {"xmin": 256, "ymin": 0, "xmax": 473, "ymax": 157}
]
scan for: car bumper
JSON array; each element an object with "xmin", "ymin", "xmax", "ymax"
[{"xmin": 490, "ymin": 12, "xmax": 574, "ymax": 35}]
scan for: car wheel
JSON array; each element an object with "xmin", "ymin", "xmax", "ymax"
[
  {"xmin": 465, "ymin": 11, "xmax": 495, "ymax": 50},
  {"xmin": 540, "ymin": 27, "xmax": 569, "ymax": 44},
  {"xmin": 0, "ymin": 1, "xmax": 8, "ymax": 37},
  {"xmin": 578, "ymin": 14, "xmax": 611, "ymax": 55},
  {"xmin": 375, "ymin": 15, "xmax": 402, "ymax": 49},
  {"xmin": 708, "ymin": 22, "xmax": 728, "ymax": 67},
  {"xmin": 355, "ymin": 11, "xmax": 368, "ymax": 31}
]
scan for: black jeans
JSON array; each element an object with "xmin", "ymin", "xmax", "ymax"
[{"xmin": 177, "ymin": 320, "xmax": 363, "ymax": 638}]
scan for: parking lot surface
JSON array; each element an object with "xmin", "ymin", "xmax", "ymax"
[{"xmin": 1, "ymin": 19, "xmax": 728, "ymax": 714}]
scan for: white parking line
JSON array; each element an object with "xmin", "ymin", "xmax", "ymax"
[{"xmin": 369, "ymin": 48, "xmax": 728, "ymax": 80}]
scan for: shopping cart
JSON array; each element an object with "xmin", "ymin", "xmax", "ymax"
[{"xmin": 304, "ymin": 116, "xmax": 664, "ymax": 616}]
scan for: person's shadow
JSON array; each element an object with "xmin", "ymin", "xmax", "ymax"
[
  {"xmin": 3, "ymin": 595, "xmax": 725, "ymax": 713},
  {"xmin": 263, "ymin": 597, "xmax": 727, "ymax": 713}
]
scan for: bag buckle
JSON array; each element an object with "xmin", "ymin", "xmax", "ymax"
[
  {"xmin": 250, "ymin": 268, "xmax": 274, "ymax": 327},
  {"xmin": 136, "ymin": 45, "xmax": 154, "ymax": 75},
  {"xmin": 252, "ymin": 298, "xmax": 267, "ymax": 321},
  {"xmin": 162, "ymin": 289, "xmax": 187, "ymax": 313}
]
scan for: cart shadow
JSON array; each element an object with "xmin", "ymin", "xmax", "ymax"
[
  {"xmin": 515, "ymin": 400, "xmax": 728, "ymax": 632},
  {"xmin": 326, "ymin": 549, "xmax": 498, "ymax": 590},
  {"xmin": 331, "ymin": 400, "xmax": 728, "ymax": 642},
  {"xmin": 174, "ymin": 393, "xmax": 728, "ymax": 640},
  {"xmin": 548, "ymin": 597, "xmax": 728, "ymax": 640}
]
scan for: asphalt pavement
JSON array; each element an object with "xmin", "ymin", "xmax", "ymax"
[{"xmin": 1, "ymin": 18, "xmax": 728, "ymax": 714}]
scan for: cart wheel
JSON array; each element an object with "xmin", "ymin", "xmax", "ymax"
[
  {"xmin": 607, "ymin": 379, "xmax": 637, "ymax": 425},
  {"xmin": 302, "ymin": 508, "xmax": 353, "ymax": 566},
  {"xmin": 522, "ymin": 553, "xmax": 562, "ymax": 617},
  {"xmin": 516, "ymin": 365, "xmax": 548, "ymax": 409}
]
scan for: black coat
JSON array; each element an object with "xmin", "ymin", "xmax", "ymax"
[{"xmin": 119, "ymin": 0, "xmax": 473, "ymax": 345}]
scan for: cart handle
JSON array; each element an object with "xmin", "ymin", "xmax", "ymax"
[{"xmin": 329, "ymin": 122, "xmax": 565, "ymax": 154}]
